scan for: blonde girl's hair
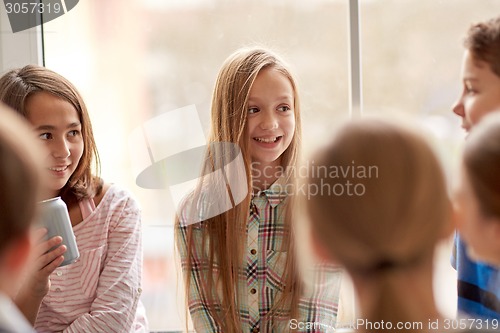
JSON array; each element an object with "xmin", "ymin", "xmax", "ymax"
[
  {"xmin": 176, "ymin": 46, "xmax": 302, "ymax": 332},
  {"xmin": 0, "ymin": 65, "xmax": 102, "ymax": 203},
  {"xmin": 463, "ymin": 111, "xmax": 500, "ymax": 219},
  {"xmin": 464, "ymin": 15, "xmax": 500, "ymax": 77},
  {"xmin": 304, "ymin": 118, "xmax": 449, "ymax": 325}
]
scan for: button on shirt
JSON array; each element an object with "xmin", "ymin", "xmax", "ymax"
[
  {"xmin": 179, "ymin": 177, "xmax": 342, "ymax": 332},
  {"xmin": 246, "ymin": 189, "xmax": 285, "ymax": 330}
]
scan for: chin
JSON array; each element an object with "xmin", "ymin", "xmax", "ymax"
[{"xmin": 256, "ymin": 157, "xmax": 282, "ymax": 166}]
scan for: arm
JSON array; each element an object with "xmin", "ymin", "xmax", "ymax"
[
  {"xmin": 63, "ymin": 195, "xmax": 145, "ymax": 333},
  {"xmin": 297, "ymin": 261, "xmax": 343, "ymax": 333},
  {"xmin": 175, "ymin": 212, "xmax": 220, "ymax": 333},
  {"xmin": 15, "ymin": 228, "xmax": 66, "ymax": 325}
]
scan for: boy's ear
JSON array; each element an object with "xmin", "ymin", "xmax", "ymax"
[{"xmin": 3, "ymin": 232, "xmax": 32, "ymax": 275}]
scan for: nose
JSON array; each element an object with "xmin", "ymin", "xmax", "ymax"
[
  {"xmin": 452, "ymin": 97, "xmax": 465, "ymax": 118},
  {"xmin": 52, "ymin": 138, "xmax": 71, "ymax": 159},
  {"xmin": 259, "ymin": 110, "xmax": 278, "ymax": 130}
]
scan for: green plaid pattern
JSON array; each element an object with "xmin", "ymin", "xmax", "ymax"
[{"xmin": 177, "ymin": 180, "xmax": 342, "ymax": 332}]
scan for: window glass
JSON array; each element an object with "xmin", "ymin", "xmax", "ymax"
[
  {"xmin": 41, "ymin": 0, "xmax": 499, "ymax": 329},
  {"xmin": 43, "ymin": 1, "xmax": 347, "ymax": 330},
  {"xmin": 360, "ymin": 0, "xmax": 499, "ymax": 144},
  {"xmin": 360, "ymin": 0, "xmax": 500, "ymax": 318}
]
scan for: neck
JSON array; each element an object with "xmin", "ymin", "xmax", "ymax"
[
  {"xmin": 251, "ymin": 160, "xmax": 283, "ymax": 192},
  {"xmin": 43, "ymin": 189, "xmax": 60, "ymax": 200},
  {"xmin": 351, "ymin": 260, "xmax": 441, "ymax": 330}
]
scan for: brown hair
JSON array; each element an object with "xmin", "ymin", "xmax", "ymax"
[
  {"xmin": 304, "ymin": 118, "xmax": 449, "ymax": 324},
  {"xmin": 176, "ymin": 47, "xmax": 302, "ymax": 332},
  {"xmin": 463, "ymin": 111, "xmax": 500, "ymax": 219},
  {"xmin": 464, "ymin": 15, "xmax": 500, "ymax": 77},
  {"xmin": 0, "ymin": 104, "xmax": 42, "ymax": 253},
  {"xmin": 0, "ymin": 65, "xmax": 102, "ymax": 203}
]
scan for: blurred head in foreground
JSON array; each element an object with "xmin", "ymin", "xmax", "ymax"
[
  {"xmin": 303, "ymin": 118, "xmax": 452, "ymax": 330},
  {"xmin": 0, "ymin": 103, "xmax": 44, "ymax": 297},
  {"xmin": 454, "ymin": 112, "xmax": 500, "ymax": 267}
]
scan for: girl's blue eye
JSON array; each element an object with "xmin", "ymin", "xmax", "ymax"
[{"xmin": 248, "ymin": 107, "xmax": 259, "ymax": 114}]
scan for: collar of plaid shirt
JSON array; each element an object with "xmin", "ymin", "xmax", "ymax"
[{"xmin": 251, "ymin": 175, "xmax": 289, "ymax": 208}]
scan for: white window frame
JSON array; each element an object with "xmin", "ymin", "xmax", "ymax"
[
  {"xmin": 349, "ymin": 0, "xmax": 362, "ymax": 117},
  {"xmin": 0, "ymin": 5, "xmax": 43, "ymax": 71}
]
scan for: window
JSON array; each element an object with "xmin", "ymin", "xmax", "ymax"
[
  {"xmin": 358, "ymin": 0, "xmax": 500, "ymax": 315},
  {"xmin": 3, "ymin": 0, "xmax": 498, "ymax": 330},
  {"xmin": 41, "ymin": 0, "xmax": 348, "ymax": 330}
]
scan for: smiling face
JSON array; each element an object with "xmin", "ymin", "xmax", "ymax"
[
  {"xmin": 452, "ymin": 50, "xmax": 500, "ymax": 132},
  {"xmin": 246, "ymin": 67, "xmax": 295, "ymax": 170},
  {"xmin": 25, "ymin": 92, "xmax": 84, "ymax": 198}
]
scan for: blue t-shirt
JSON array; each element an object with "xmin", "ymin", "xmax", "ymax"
[{"xmin": 452, "ymin": 233, "xmax": 500, "ymax": 319}]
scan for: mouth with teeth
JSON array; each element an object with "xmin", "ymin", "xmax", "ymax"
[
  {"xmin": 49, "ymin": 166, "xmax": 69, "ymax": 172},
  {"xmin": 253, "ymin": 136, "xmax": 282, "ymax": 143}
]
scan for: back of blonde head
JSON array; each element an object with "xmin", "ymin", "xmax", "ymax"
[{"xmin": 305, "ymin": 118, "xmax": 450, "ymax": 323}]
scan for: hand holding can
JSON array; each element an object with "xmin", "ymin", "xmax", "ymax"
[{"xmin": 39, "ymin": 197, "xmax": 80, "ymax": 266}]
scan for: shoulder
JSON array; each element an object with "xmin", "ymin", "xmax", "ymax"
[
  {"xmin": 96, "ymin": 183, "xmax": 141, "ymax": 217},
  {"xmin": 177, "ymin": 186, "xmax": 232, "ymax": 228},
  {"xmin": 455, "ymin": 234, "xmax": 498, "ymax": 274},
  {"xmin": 94, "ymin": 182, "xmax": 111, "ymax": 206}
]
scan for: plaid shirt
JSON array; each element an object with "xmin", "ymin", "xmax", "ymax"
[{"xmin": 177, "ymin": 179, "xmax": 342, "ymax": 332}]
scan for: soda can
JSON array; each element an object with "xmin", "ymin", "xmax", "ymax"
[{"xmin": 39, "ymin": 197, "xmax": 80, "ymax": 266}]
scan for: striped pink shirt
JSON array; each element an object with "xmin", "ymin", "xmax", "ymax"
[{"xmin": 35, "ymin": 185, "xmax": 148, "ymax": 333}]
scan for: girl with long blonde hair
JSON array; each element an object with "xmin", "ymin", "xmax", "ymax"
[{"xmin": 176, "ymin": 47, "xmax": 341, "ymax": 332}]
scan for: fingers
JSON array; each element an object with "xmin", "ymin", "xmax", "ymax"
[
  {"xmin": 21, "ymin": 242, "xmax": 66, "ymax": 298},
  {"xmin": 31, "ymin": 228, "xmax": 60, "ymax": 256},
  {"xmin": 32, "ymin": 239, "xmax": 67, "ymax": 272},
  {"xmin": 20, "ymin": 229, "xmax": 68, "ymax": 299},
  {"xmin": 38, "ymin": 235, "xmax": 63, "ymax": 255},
  {"xmin": 29, "ymin": 244, "xmax": 66, "ymax": 294},
  {"xmin": 39, "ymin": 246, "xmax": 66, "ymax": 275}
]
